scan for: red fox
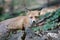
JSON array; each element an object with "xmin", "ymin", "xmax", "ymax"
[{"xmin": 5, "ymin": 10, "xmax": 40, "ymax": 30}]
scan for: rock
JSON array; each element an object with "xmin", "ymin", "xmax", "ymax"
[
  {"xmin": 0, "ymin": 23, "xmax": 9, "ymax": 40},
  {"xmin": 58, "ymin": 30, "xmax": 60, "ymax": 34},
  {"xmin": 9, "ymin": 31, "xmax": 24, "ymax": 40},
  {"xmin": 47, "ymin": 32, "xmax": 58, "ymax": 38}
]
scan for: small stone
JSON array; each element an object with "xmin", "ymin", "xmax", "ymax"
[{"xmin": 47, "ymin": 33, "xmax": 58, "ymax": 38}]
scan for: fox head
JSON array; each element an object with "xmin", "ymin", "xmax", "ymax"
[{"xmin": 26, "ymin": 10, "xmax": 40, "ymax": 24}]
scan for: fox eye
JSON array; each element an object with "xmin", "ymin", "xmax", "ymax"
[
  {"xmin": 35, "ymin": 16, "xmax": 39, "ymax": 18},
  {"xmin": 39, "ymin": 12, "xmax": 40, "ymax": 15},
  {"xmin": 30, "ymin": 17, "xmax": 33, "ymax": 19}
]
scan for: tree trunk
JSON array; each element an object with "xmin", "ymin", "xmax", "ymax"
[{"xmin": 9, "ymin": 0, "xmax": 14, "ymax": 16}]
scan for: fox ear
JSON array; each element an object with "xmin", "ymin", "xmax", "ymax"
[
  {"xmin": 38, "ymin": 11, "xmax": 40, "ymax": 15},
  {"xmin": 25, "ymin": 8, "xmax": 31, "ymax": 15},
  {"xmin": 26, "ymin": 10, "xmax": 31, "ymax": 15}
]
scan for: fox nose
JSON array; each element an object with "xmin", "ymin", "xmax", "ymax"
[{"xmin": 33, "ymin": 21, "xmax": 36, "ymax": 23}]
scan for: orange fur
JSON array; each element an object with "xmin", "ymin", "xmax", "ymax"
[{"xmin": 5, "ymin": 10, "xmax": 40, "ymax": 30}]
